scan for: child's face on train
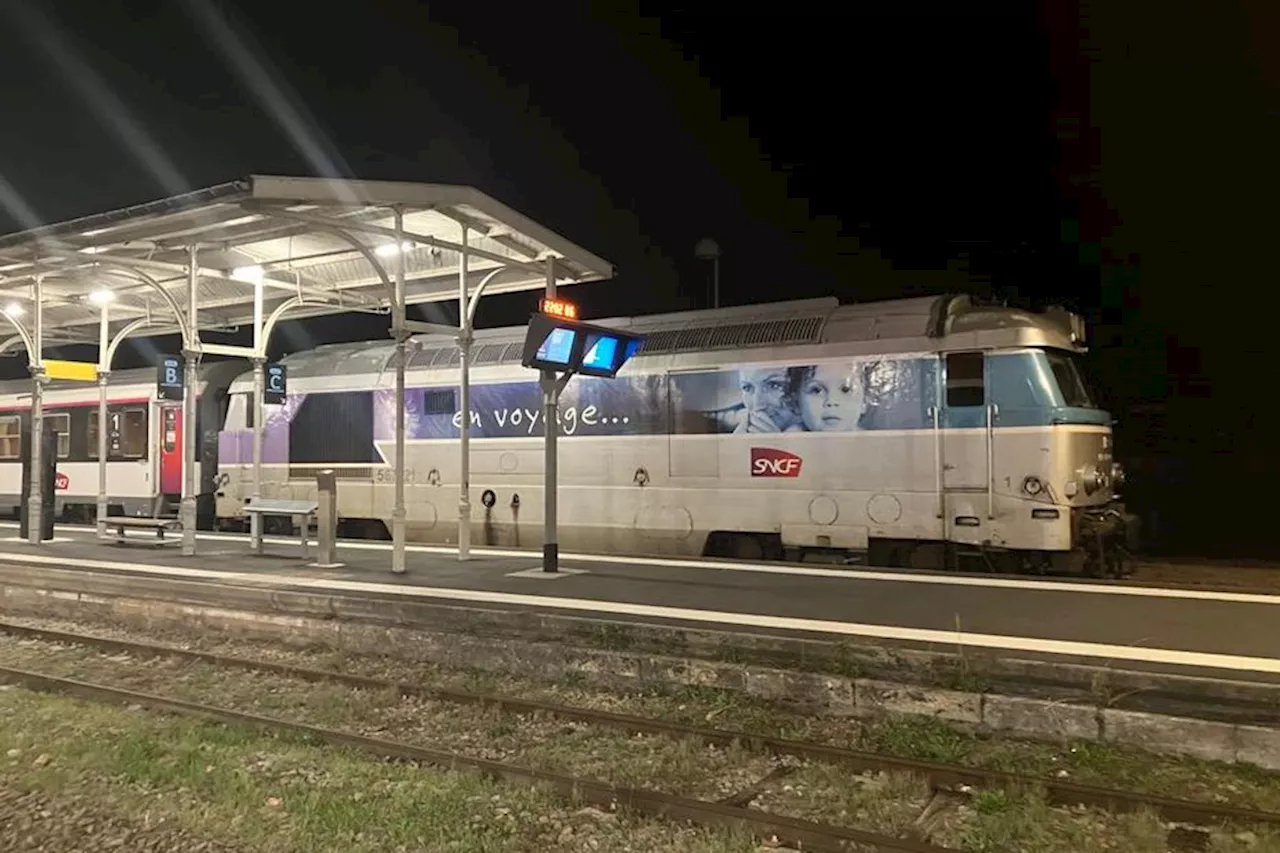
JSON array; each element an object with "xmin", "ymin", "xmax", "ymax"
[{"xmin": 799, "ymin": 363, "xmax": 862, "ymax": 432}]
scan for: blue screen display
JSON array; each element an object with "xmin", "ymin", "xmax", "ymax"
[
  {"xmin": 535, "ymin": 327, "xmax": 576, "ymax": 365},
  {"xmin": 582, "ymin": 335, "xmax": 619, "ymax": 372}
]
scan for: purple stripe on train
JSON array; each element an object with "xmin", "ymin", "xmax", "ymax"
[{"xmin": 217, "ymin": 393, "xmax": 307, "ymax": 465}]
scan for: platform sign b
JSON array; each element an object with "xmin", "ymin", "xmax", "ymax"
[{"xmin": 157, "ymin": 355, "xmax": 184, "ymax": 401}]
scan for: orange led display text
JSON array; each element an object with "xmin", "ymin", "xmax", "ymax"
[{"xmin": 539, "ymin": 297, "xmax": 579, "ymax": 321}]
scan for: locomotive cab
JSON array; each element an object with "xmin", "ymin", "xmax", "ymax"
[
  {"xmin": 1038, "ymin": 348, "xmax": 1136, "ymax": 576},
  {"xmin": 936, "ymin": 298, "xmax": 1137, "ymax": 577}
]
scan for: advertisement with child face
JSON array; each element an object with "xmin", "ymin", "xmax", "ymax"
[
  {"xmin": 341, "ymin": 355, "xmax": 936, "ymax": 441},
  {"xmin": 671, "ymin": 356, "xmax": 934, "ymax": 435}
]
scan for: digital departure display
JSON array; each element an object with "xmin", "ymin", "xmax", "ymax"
[
  {"xmin": 521, "ymin": 312, "xmax": 645, "ymax": 378},
  {"xmin": 581, "ymin": 334, "xmax": 619, "ymax": 373},
  {"xmin": 535, "ymin": 328, "xmax": 576, "ymax": 365}
]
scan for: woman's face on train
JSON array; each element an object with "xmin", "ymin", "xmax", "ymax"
[
  {"xmin": 799, "ymin": 363, "xmax": 863, "ymax": 432},
  {"xmin": 738, "ymin": 368, "xmax": 796, "ymax": 430}
]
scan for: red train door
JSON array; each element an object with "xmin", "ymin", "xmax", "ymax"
[{"xmin": 159, "ymin": 405, "xmax": 183, "ymax": 495}]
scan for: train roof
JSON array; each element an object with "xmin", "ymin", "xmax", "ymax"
[
  {"xmin": 264, "ymin": 293, "xmax": 1088, "ymax": 382},
  {"xmin": 0, "ymin": 294, "xmax": 1088, "ymax": 397},
  {"xmin": 0, "ymin": 361, "xmax": 243, "ymax": 398}
]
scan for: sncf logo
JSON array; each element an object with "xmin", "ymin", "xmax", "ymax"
[
  {"xmin": 53, "ymin": 473, "xmax": 69, "ymax": 491},
  {"xmin": 750, "ymin": 447, "xmax": 803, "ymax": 478}
]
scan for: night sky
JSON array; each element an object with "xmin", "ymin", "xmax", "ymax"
[{"xmin": 1, "ymin": 1, "xmax": 1277, "ymax": 553}]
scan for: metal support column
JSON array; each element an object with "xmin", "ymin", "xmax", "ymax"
[
  {"xmin": 250, "ymin": 357, "xmax": 265, "ymax": 553},
  {"xmin": 391, "ymin": 208, "xmax": 408, "ymax": 574},
  {"xmin": 250, "ymin": 269, "xmax": 265, "ymax": 553},
  {"xmin": 27, "ymin": 274, "xmax": 44, "ymax": 546},
  {"xmin": 712, "ymin": 255, "xmax": 720, "ymax": 310},
  {"xmin": 96, "ymin": 372, "xmax": 109, "ymax": 535},
  {"xmin": 96, "ymin": 300, "xmax": 110, "ymax": 537},
  {"xmin": 540, "ymin": 373, "xmax": 559, "ymax": 572},
  {"xmin": 457, "ymin": 223, "xmax": 472, "ymax": 560},
  {"xmin": 541, "ymin": 260, "xmax": 558, "ymax": 573},
  {"xmin": 181, "ymin": 246, "xmax": 200, "ymax": 556}
]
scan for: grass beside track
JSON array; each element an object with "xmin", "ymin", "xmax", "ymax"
[
  {"xmin": 5, "ymin": 614, "xmax": 1280, "ymax": 851},
  {"xmin": 0, "ymin": 687, "xmax": 760, "ymax": 853}
]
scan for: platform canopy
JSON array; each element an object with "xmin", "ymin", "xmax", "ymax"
[
  {"xmin": 0, "ymin": 174, "xmax": 614, "ymax": 351},
  {"xmin": 0, "ymin": 174, "xmax": 614, "ymax": 562}
]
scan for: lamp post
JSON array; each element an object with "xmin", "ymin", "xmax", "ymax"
[{"xmin": 694, "ymin": 238, "xmax": 720, "ymax": 309}]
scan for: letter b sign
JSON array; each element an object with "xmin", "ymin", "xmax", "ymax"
[{"xmin": 157, "ymin": 355, "xmax": 184, "ymax": 401}]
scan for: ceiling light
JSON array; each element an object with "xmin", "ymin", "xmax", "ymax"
[
  {"xmin": 375, "ymin": 241, "xmax": 414, "ymax": 257},
  {"xmin": 88, "ymin": 289, "xmax": 115, "ymax": 305},
  {"xmin": 231, "ymin": 265, "xmax": 264, "ymax": 284},
  {"xmin": 3, "ymin": 302, "xmax": 23, "ymax": 318}
]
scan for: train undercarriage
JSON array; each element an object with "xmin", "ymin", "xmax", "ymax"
[
  {"xmin": 209, "ymin": 501, "xmax": 1141, "ymax": 581},
  {"xmin": 707, "ymin": 502, "xmax": 1141, "ymax": 579}
]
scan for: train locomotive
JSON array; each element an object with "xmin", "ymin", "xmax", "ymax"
[{"xmin": 0, "ymin": 295, "xmax": 1136, "ymax": 576}]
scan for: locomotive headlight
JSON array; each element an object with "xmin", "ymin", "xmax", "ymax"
[
  {"xmin": 1080, "ymin": 465, "xmax": 1108, "ymax": 495},
  {"xmin": 1110, "ymin": 462, "xmax": 1126, "ymax": 489},
  {"xmin": 1022, "ymin": 476, "xmax": 1044, "ymax": 496}
]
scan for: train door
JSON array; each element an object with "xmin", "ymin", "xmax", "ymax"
[
  {"xmin": 940, "ymin": 351, "xmax": 991, "ymax": 545},
  {"xmin": 159, "ymin": 405, "xmax": 183, "ymax": 497}
]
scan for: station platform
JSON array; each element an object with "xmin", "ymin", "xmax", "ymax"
[{"xmin": 0, "ymin": 522, "xmax": 1278, "ymax": 683}]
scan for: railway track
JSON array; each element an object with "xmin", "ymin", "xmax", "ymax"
[
  {"xmin": 1, "ymin": 619, "xmax": 1277, "ymax": 849},
  {"xmin": 0, "ymin": 664, "xmax": 947, "ymax": 853}
]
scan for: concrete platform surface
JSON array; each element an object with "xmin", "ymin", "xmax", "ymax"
[{"xmin": 0, "ymin": 523, "xmax": 1277, "ymax": 682}]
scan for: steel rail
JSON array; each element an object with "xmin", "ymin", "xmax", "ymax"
[
  {"xmin": 1, "ymin": 620, "xmax": 1276, "ymax": 830},
  {"xmin": 0, "ymin": 664, "xmax": 955, "ymax": 853}
]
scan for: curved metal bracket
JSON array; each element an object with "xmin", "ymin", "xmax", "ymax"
[
  {"xmin": 104, "ymin": 317, "xmax": 155, "ymax": 369},
  {"xmin": 0, "ymin": 334, "xmax": 25, "ymax": 355},
  {"xmin": 276, "ymin": 224, "xmax": 394, "ymax": 306},
  {"xmin": 466, "ymin": 267, "xmax": 527, "ymax": 330},
  {"xmin": 0, "ymin": 314, "xmax": 35, "ymax": 366},
  {"xmin": 259, "ymin": 296, "xmax": 333, "ymax": 359},
  {"xmin": 90, "ymin": 261, "xmax": 192, "ymax": 346}
]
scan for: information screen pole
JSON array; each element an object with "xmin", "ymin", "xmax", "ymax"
[
  {"xmin": 521, "ymin": 267, "xmax": 643, "ymax": 576},
  {"xmin": 541, "ymin": 371, "xmax": 559, "ymax": 573},
  {"xmin": 542, "ymin": 260, "xmax": 558, "ymax": 573}
]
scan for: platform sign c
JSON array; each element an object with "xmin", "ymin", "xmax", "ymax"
[{"xmin": 264, "ymin": 363, "xmax": 287, "ymax": 404}]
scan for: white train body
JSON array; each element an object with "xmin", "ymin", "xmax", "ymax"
[{"xmin": 210, "ymin": 295, "xmax": 1132, "ymax": 574}]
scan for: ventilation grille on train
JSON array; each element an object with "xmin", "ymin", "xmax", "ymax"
[
  {"xmin": 288, "ymin": 466, "xmax": 374, "ymax": 481},
  {"xmin": 637, "ymin": 317, "xmax": 826, "ymax": 354},
  {"xmin": 404, "ymin": 316, "xmax": 826, "ymax": 369}
]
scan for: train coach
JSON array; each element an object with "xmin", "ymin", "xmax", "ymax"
[
  {"xmin": 208, "ymin": 294, "xmax": 1135, "ymax": 576},
  {"xmin": 0, "ymin": 362, "xmax": 243, "ymax": 524}
]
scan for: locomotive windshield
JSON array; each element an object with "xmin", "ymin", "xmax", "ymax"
[{"xmin": 1044, "ymin": 350, "xmax": 1096, "ymax": 408}]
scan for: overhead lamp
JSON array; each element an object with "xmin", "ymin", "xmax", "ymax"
[
  {"xmin": 88, "ymin": 289, "xmax": 115, "ymax": 305},
  {"xmin": 231, "ymin": 265, "xmax": 265, "ymax": 284},
  {"xmin": 3, "ymin": 302, "xmax": 23, "ymax": 317},
  {"xmin": 375, "ymin": 241, "xmax": 414, "ymax": 257}
]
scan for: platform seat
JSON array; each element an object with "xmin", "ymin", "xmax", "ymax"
[
  {"xmin": 100, "ymin": 516, "xmax": 183, "ymax": 547},
  {"xmin": 242, "ymin": 498, "xmax": 319, "ymax": 556}
]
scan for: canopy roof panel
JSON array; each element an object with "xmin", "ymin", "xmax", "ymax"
[{"xmin": 0, "ymin": 175, "xmax": 614, "ymax": 350}]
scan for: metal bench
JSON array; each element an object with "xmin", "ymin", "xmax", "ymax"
[
  {"xmin": 100, "ymin": 516, "xmax": 183, "ymax": 547},
  {"xmin": 242, "ymin": 498, "xmax": 319, "ymax": 557}
]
